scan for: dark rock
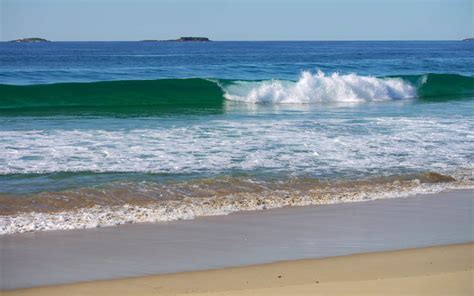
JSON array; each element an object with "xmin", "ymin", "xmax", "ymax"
[{"xmin": 422, "ymin": 172, "xmax": 455, "ymax": 183}]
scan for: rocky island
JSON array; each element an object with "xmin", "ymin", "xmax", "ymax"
[
  {"xmin": 172, "ymin": 37, "xmax": 210, "ymax": 42},
  {"xmin": 140, "ymin": 37, "xmax": 211, "ymax": 42},
  {"xmin": 462, "ymin": 38, "xmax": 473, "ymax": 41},
  {"xmin": 10, "ymin": 37, "xmax": 50, "ymax": 43}
]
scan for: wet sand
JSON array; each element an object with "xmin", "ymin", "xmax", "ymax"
[
  {"xmin": 5, "ymin": 243, "xmax": 473, "ymax": 296},
  {"xmin": 1, "ymin": 189, "xmax": 473, "ymax": 290}
]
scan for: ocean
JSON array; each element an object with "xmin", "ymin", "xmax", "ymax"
[{"xmin": 0, "ymin": 41, "xmax": 473, "ymax": 234}]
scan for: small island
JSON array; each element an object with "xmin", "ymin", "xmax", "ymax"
[
  {"xmin": 140, "ymin": 37, "xmax": 211, "ymax": 42},
  {"xmin": 462, "ymin": 38, "xmax": 473, "ymax": 41},
  {"xmin": 10, "ymin": 37, "xmax": 50, "ymax": 43}
]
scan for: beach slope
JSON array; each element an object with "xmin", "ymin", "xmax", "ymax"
[{"xmin": 5, "ymin": 243, "xmax": 473, "ymax": 296}]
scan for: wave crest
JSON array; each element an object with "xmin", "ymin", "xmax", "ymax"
[
  {"xmin": 0, "ymin": 73, "xmax": 472, "ymax": 115},
  {"xmin": 223, "ymin": 71, "xmax": 417, "ymax": 103}
]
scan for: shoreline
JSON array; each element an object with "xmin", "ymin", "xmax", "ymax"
[
  {"xmin": 4, "ymin": 243, "xmax": 473, "ymax": 295},
  {"xmin": 2, "ymin": 172, "xmax": 471, "ymax": 235},
  {"xmin": 1, "ymin": 189, "xmax": 472, "ymax": 290}
]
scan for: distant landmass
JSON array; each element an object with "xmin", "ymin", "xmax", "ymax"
[
  {"xmin": 140, "ymin": 37, "xmax": 211, "ymax": 42},
  {"xmin": 462, "ymin": 38, "xmax": 474, "ymax": 41},
  {"xmin": 10, "ymin": 37, "xmax": 50, "ymax": 43}
]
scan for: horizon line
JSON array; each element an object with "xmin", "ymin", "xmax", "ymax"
[{"xmin": 2, "ymin": 39, "xmax": 471, "ymax": 42}]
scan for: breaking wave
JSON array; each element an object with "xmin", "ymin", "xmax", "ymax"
[
  {"xmin": 0, "ymin": 72, "xmax": 472, "ymax": 115},
  {"xmin": 223, "ymin": 71, "xmax": 417, "ymax": 103}
]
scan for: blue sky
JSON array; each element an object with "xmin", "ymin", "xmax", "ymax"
[{"xmin": 1, "ymin": 0, "xmax": 472, "ymax": 41}]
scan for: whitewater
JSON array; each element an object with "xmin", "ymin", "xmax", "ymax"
[{"xmin": 223, "ymin": 71, "xmax": 417, "ymax": 103}]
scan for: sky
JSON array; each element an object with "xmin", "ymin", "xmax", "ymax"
[{"xmin": 1, "ymin": 0, "xmax": 472, "ymax": 41}]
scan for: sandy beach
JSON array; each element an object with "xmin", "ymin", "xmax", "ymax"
[
  {"xmin": 2, "ymin": 189, "xmax": 472, "ymax": 290},
  {"xmin": 1, "ymin": 189, "xmax": 473, "ymax": 295},
  {"xmin": 5, "ymin": 243, "xmax": 472, "ymax": 296}
]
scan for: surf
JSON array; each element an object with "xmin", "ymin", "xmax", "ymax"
[
  {"xmin": 222, "ymin": 72, "xmax": 474, "ymax": 103},
  {"xmin": 222, "ymin": 71, "xmax": 416, "ymax": 103},
  {"xmin": 0, "ymin": 72, "xmax": 473, "ymax": 115}
]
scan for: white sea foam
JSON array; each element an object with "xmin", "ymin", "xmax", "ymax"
[
  {"xmin": 0, "ymin": 116, "xmax": 472, "ymax": 176},
  {"xmin": 223, "ymin": 71, "xmax": 417, "ymax": 103},
  {"xmin": 1, "ymin": 178, "xmax": 472, "ymax": 235}
]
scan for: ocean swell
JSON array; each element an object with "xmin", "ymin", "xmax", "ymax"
[
  {"xmin": 0, "ymin": 78, "xmax": 225, "ymax": 115},
  {"xmin": 0, "ymin": 72, "xmax": 473, "ymax": 115}
]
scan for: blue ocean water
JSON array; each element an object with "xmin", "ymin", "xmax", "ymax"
[
  {"xmin": 0, "ymin": 41, "xmax": 473, "ymax": 217},
  {"xmin": 1, "ymin": 41, "xmax": 473, "ymax": 84}
]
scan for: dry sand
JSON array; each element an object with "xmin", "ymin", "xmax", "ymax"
[{"xmin": 5, "ymin": 243, "xmax": 473, "ymax": 296}]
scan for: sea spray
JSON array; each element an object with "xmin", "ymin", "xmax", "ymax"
[{"xmin": 223, "ymin": 71, "xmax": 417, "ymax": 103}]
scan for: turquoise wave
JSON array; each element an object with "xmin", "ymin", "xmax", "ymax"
[
  {"xmin": 0, "ymin": 78, "xmax": 225, "ymax": 116},
  {"xmin": 0, "ymin": 74, "xmax": 472, "ymax": 115},
  {"xmin": 398, "ymin": 74, "xmax": 474, "ymax": 101}
]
